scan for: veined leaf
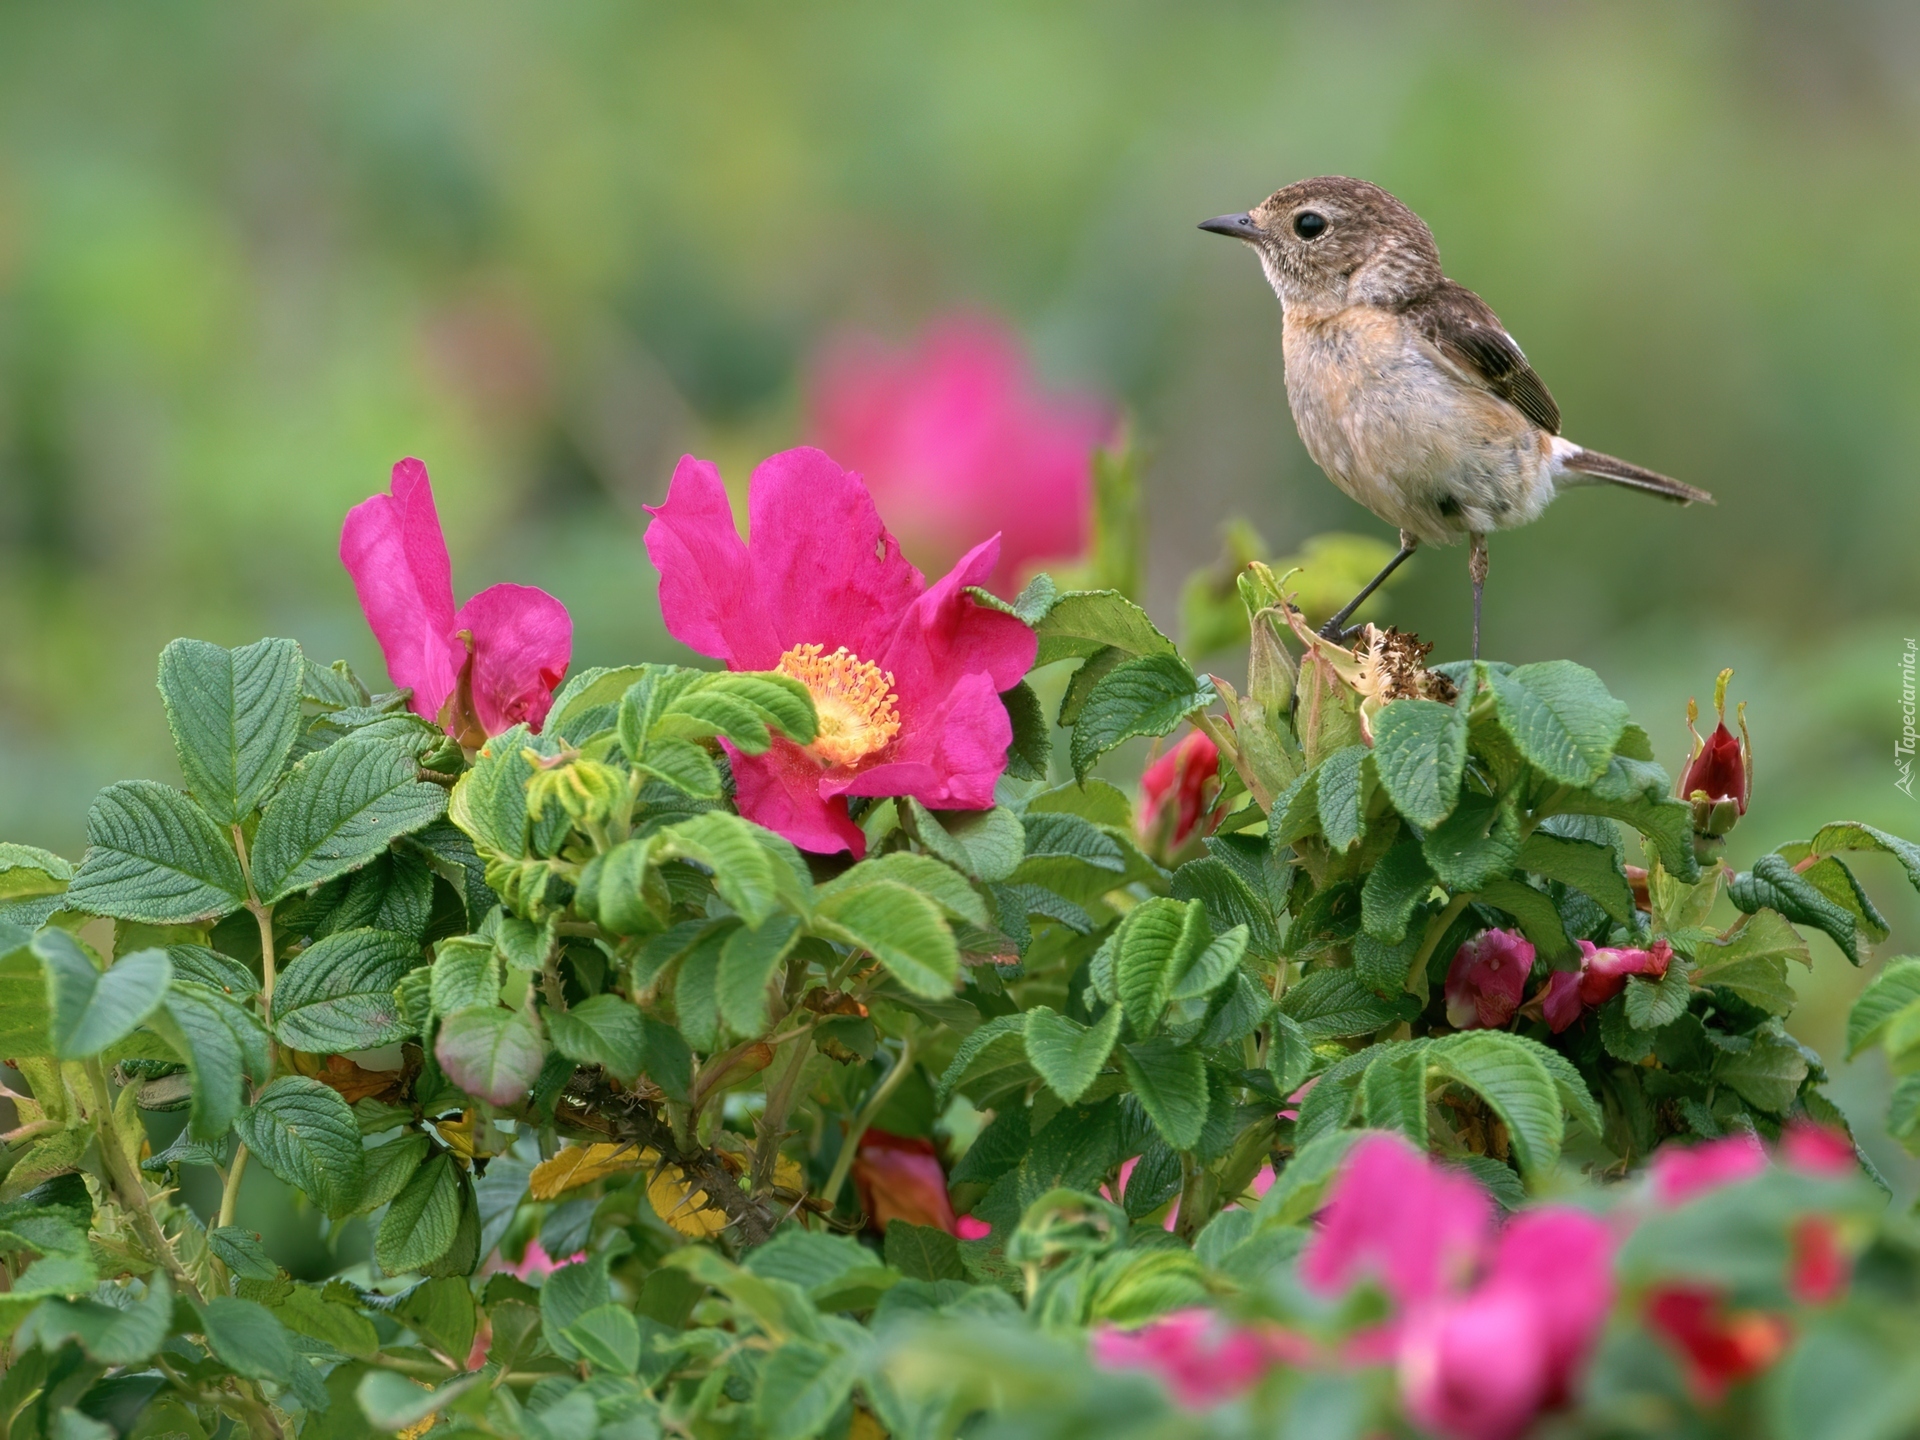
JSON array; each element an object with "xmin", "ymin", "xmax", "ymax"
[
  {"xmin": 434, "ymin": 1006, "xmax": 546, "ymax": 1106},
  {"xmin": 1361, "ymin": 840, "xmax": 1435, "ymax": 945},
  {"xmin": 65, "ymin": 781, "xmax": 248, "ymax": 924},
  {"xmin": 1848, "ymin": 956, "xmax": 1920, "ymax": 1059},
  {"xmin": 1032, "ymin": 590, "xmax": 1176, "ymax": 667},
  {"xmin": 376, "ymin": 1152, "xmax": 464, "ymax": 1275},
  {"xmin": 1114, "ymin": 898, "xmax": 1207, "ymax": 1038},
  {"xmin": 812, "ymin": 880, "xmax": 957, "ymax": 999},
  {"xmin": 1314, "ymin": 745, "xmax": 1371, "ymax": 853},
  {"xmin": 1068, "ymin": 652, "xmax": 1214, "ymax": 781},
  {"xmin": 1518, "ymin": 831, "xmax": 1636, "ymax": 925},
  {"xmin": 934, "ymin": 1014, "xmax": 1030, "ymax": 1109},
  {"xmin": 35, "ymin": 933, "xmax": 171, "ymax": 1060},
  {"xmin": 1428, "ymin": 1031, "xmax": 1564, "ymax": 1177},
  {"xmin": 546, "ymin": 994, "xmax": 648, "ymax": 1080},
  {"xmin": 149, "ymin": 980, "xmax": 270, "ymax": 1141},
  {"xmin": 1371, "ymin": 697, "xmax": 1468, "ymax": 828},
  {"xmin": 250, "ymin": 735, "xmax": 447, "ymax": 902},
  {"xmin": 234, "ymin": 1077, "xmax": 365, "ymax": 1219},
  {"xmin": 157, "ymin": 637, "xmax": 304, "ymax": 825},
  {"xmin": 1487, "ymin": 661, "xmax": 1628, "ymax": 788},
  {"xmin": 1024, "ymin": 1005, "xmax": 1123, "ymax": 1104},
  {"xmin": 1120, "ymin": 1038, "xmax": 1209, "ymax": 1150},
  {"xmin": 271, "ymin": 928, "xmax": 418, "ymax": 1051},
  {"xmin": 1279, "ymin": 967, "xmax": 1407, "ymax": 1038}
]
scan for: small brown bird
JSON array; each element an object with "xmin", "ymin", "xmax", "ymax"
[{"xmin": 1201, "ymin": 177, "xmax": 1711, "ymax": 655}]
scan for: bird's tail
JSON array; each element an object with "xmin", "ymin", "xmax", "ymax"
[{"xmin": 1551, "ymin": 438, "xmax": 1714, "ymax": 506}]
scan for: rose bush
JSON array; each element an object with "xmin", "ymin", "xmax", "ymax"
[{"xmin": 0, "ymin": 429, "xmax": 1917, "ymax": 1440}]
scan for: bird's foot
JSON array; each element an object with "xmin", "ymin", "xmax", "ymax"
[{"xmin": 1317, "ymin": 618, "xmax": 1363, "ymax": 647}]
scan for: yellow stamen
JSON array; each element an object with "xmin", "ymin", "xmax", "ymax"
[{"xmin": 777, "ymin": 643, "xmax": 901, "ymax": 766}]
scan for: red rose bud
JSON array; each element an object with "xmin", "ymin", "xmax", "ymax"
[
  {"xmin": 1444, "ymin": 929, "xmax": 1535, "ymax": 1030},
  {"xmin": 1644, "ymin": 1286, "xmax": 1789, "ymax": 1403},
  {"xmin": 1680, "ymin": 668, "xmax": 1751, "ymax": 839},
  {"xmin": 1576, "ymin": 937, "xmax": 1673, "ymax": 1008},
  {"xmin": 1139, "ymin": 728, "xmax": 1222, "ymax": 856}
]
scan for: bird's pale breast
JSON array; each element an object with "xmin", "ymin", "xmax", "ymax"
[{"xmin": 1281, "ymin": 305, "xmax": 1555, "ymax": 546}]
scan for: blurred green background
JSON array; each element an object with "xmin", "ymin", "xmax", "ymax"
[{"xmin": 3, "ymin": 2, "xmax": 1918, "ymax": 1194}]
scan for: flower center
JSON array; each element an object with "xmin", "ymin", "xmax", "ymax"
[{"xmin": 776, "ymin": 643, "xmax": 901, "ymax": 766}]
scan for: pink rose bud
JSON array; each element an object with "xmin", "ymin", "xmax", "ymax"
[
  {"xmin": 1138, "ymin": 728, "xmax": 1222, "ymax": 855},
  {"xmin": 1679, "ymin": 668, "xmax": 1750, "ymax": 839},
  {"xmin": 1576, "ymin": 938, "xmax": 1673, "ymax": 1009},
  {"xmin": 1444, "ymin": 930, "xmax": 1536, "ymax": 1031}
]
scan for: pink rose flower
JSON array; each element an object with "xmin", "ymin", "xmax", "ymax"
[
  {"xmin": 1541, "ymin": 971, "xmax": 1585, "ymax": 1034},
  {"xmin": 1780, "ymin": 1118, "xmax": 1856, "ymax": 1178},
  {"xmin": 851, "ymin": 1130, "xmax": 959, "ymax": 1235},
  {"xmin": 806, "ymin": 315, "xmax": 1116, "ymax": 596},
  {"xmin": 1301, "ymin": 1135, "xmax": 1492, "ymax": 1309},
  {"xmin": 1649, "ymin": 1134, "xmax": 1768, "ymax": 1207},
  {"xmin": 1090, "ymin": 1309, "xmax": 1311, "ymax": 1409},
  {"xmin": 1444, "ymin": 930, "xmax": 1536, "ymax": 1032},
  {"xmin": 341, "ymin": 458, "xmax": 571, "ymax": 742},
  {"xmin": 1535, "ymin": 938, "xmax": 1673, "ymax": 1032},
  {"xmin": 1138, "ymin": 729, "xmax": 1222, "ymax": 856},
  {"xmin": 643, "ymin": 447, "xmax": 1037, "ymax": 856}
]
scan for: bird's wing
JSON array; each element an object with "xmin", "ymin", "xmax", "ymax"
[{"xmin": 1405, "ymin": 281, "xmax": 1561, "ymax": 435}]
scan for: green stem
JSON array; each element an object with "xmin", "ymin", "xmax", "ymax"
[
  {"xmin": 218, "ymin": 1143, "xmax": 250, "ymax": 1230},
  {"xmin": 822, "ymin": 1036, "xmax": 915, "ymax": 1207},
  {"xmin": 84, "ymin": 1059, "xmax": 203, "ymax": 1304},
  {"xmin": 231, "ymin": 824, "xmax": 277, "ymax": 1009},
  {"xmin": 1409, "ymin": 892, "xmax": 1474, "ymax": 1002},
  {"xmin": 751, "ymin": 1024, "xmax": 816, "ymax": 1197}
]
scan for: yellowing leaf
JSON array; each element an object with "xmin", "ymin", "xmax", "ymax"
[
  {"xmin": 529, "ymin": 1142, "xmax": 650, "ymax": 1201},
  {"xmin": 648, "ymin": 1164, "xmax": 728, "ymax": 1237}
]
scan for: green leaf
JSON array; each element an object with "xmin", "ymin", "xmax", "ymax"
[
  {"xmin": 199, "ymin": 1296, "xmax": 294, "ymax": 1382},
  {"xmin": 657, "ymin": 811, "xmax": 804, "ymax": 929},
  {"xmin": 1625, "ymin": 959, "xmax": 1693, "ymax": 1030},
  {"xmin": 1361, "ymin": 840, "xmax": 1435, "ymax": 945},
  {"xmin": 234, "ymin": 1076, "xmax": 366, "ymax": 1218},
  {"xmin": 1024, "ymin": 1005, "xmax": 1123, "ymax": 1104},
  {"xmin": 1428, "ymin": 1031, "xmax": 1564, "ymax": 1177},
  {"xmin": 1423, "ymin": 792, "xmax": 1521, "ymax": 891},
  {"xmin": 157, "ymin": 637, "xmax": 304, "ymax": 825},
  {"xmin": 149, "ymin": 981, "xmax": 269, "ymax": 1141},
  {"xmin": 1810, "ymin": 821, "xmax": 1920, "ymax": 894},
  {"xmin": 438, "ymin": 1005, "xmax": 546, "ymax": 1106},
  {"xmin": 546, "ymin": 993, "xmax": 648, "ymax": 1079},
  {"xmin": 1120, "ymin": 1038, "xmax": 1209, "ymax": 1150},
  {"xmin": 1171, "ymin": 856, "xmax": 1278, "ymax": 958},
  {"xmin": 1068, "ymin": 653, "xmax": 1215, "ymax": 781},
  {"xmin": 812, "ymin": 880, "xmax": 957, "ymax": 999},
  {"xmin": 1517, "ymin": 831, "xmax": 1636, "ymax": 925},
  {"xmin": 1359, "ymin": 1046, "xmax": 1430, "ymax": 1147},
  {"xmin": 1267, "ymin": 1012, "xmax": 1314, "ymax": 1097},
  {"xmin": 901, "ymin": 801, "xmax": 1027, "ymax": 884},
  {"xmin": 207, "ymin": 1226, "xmax": 280, "ymax": 1280},
  {"xmin": 250, "ymin": 735, "xmax": 448, "ymax": 902},
  {"xmin": 1848, "ymin": 956, "xmax": 1920, "ymax": 1059},
  {"xmin": 1169, "ymin": 924, "xmax": 1248, "ymax": 1004},
  {"xmin": 1487, "ymin": 661, "xmax": 1628, "ymax": 787},
  {"xmin": 35, "ymin": 933, "xmax": 171, "ymax": 1060},
  {"xmin": 428, "ymin": 935, "xmax": 502, "ymax": 1018},
  {"xmin": 357, "ymin": 1371, "xmax": 482, "ymax": 1432},
  {"xmin": 820, "ymin": 853, "xmax": 989, "ymax": 929},
  {"xmin": 19, "ymin": 1272, "xmax": 173, "ymax": 1366},
  {"xmin": 565, "ymin": 1302, "xmax": 642, "ymax": 1374},
  {"xmin": 1713, "ymin": 1022, "xmax": 1810, "ymax": 1113},
  {"xmin": 755, "ymin": 1338, "xmax": 860, "ymax": 1440},
  {"xmin": 1279, "ymin": 967, "xmax": 1406, "ymax": 1038},
  {"xmin": 392, "ymin": 1275, "xmax": 477, "ymax": 1364},
  {"xmin": 884, "ymin": 1221, "xmax": 966, "ymax": 1282},
  {"xmin": 1001, "ymin": 680, "xmax": 1053, "ymax": 782},
  {"xmin": 1114, "ymin": 898, "xmax": 1208, "ymax": 1037},
  {"xmin": 278, "ymin": 1283, "xmax": 380, "ymax": 1359},
  {"xmin": 271, "ymin": 928, "xmax": 418, "ymax": 1051},
  {"xmin": 1693, "ymin": 911, "xmax": 1804, "ymax": 1017},
  {"xmin": 1477, "ymin": 878, "xmax": 1576, "ymax": 963},
  {"xmin": 544, "ymin": 664, "xmax": 652, "ymax": 739},
  {"xmin": 1371, "ymin": 698, "xmax": 1469, "ymax": 828},
  {"xmin": 718, "ymin": 914, "xmax": 802, "ymax": 1036},
  {"xmin": 574, "ymin": 835, "xmax": 670, "ymax": 937},
  {"xmin": 1032, "ymin": 590, "xmax": 1176, "ymax": 667},
  {"xmin": 0, "ymin": 933, "xmax": 53, "ymax": 1059},
  {"xmin": 65, "ymin": 780, "xmax": 249, "ymax": 923},
  {"xmin": 1554, "ymin": 759, "xmax": 1698, "ymax": 883},
  {"xmin": 1730, "ymin": 854, "xmax": 1864, "ymax": 965},
  {"xmin": 1314, "ymin": 745, "xmax": 1371, "ymax": 853},
  {"xmin": 376, "ymin": 1152, "xmax": 463, "ymax": 1274},
  {"xmin": 0, "ymin": 844, "xmax": 72, "ymax": 901},
  {"xmin": 934, "ymin": 1014, "xmax": 1030, "ymax": 1109}
]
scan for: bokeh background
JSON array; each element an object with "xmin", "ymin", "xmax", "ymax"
[{"xmin": 3, "ymin": 1, "xmax": 1918, "ymax": 1206}]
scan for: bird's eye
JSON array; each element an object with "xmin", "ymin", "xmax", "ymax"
[{"xmin": 1293, "ymin": 211, "xmax": 1327, "ymax": 240}]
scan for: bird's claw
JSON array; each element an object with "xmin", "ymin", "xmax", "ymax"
[{"xmin": 1317, "ymin": 619, "xmax": 1362, "ymax": 647}]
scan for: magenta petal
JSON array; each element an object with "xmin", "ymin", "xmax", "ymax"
[
  {"xmin": 829, "ymin": 670, "xmax": 1010, "ymax": 809},
  {"xmin": 1301, "ymin": 1134, "xmax": 1492, "ymax": 1309},
  {"xmin": 644, "ymin": 456, "xmax": 784, "ymax": 669},
  {"xmin": 1398, "ymin": 1287, "xmax": 1551, "ymax": 1440},
  {"xmin": 340, "ymin": 458, "xmax": 461, "ymax": 722},
  {"xmin": 455, "ymin": 583, "xmax": 573, "ymax": 735},
  {"xmin": 725, "ymin": 737, "xmax": 867, "ymax": 857},
  {"xmin": 1485, "ymin": 1208, "xmax": 1615, "ymax": 1405},
  {"xmin": 745, "ymin": 447, "xmax": 927, "ymax": 659}
]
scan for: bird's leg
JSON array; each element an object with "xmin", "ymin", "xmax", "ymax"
[
  {"xmin": 1469, "ymin": 532, "xmax": 1490, "ymax": 660},
  {"xmin": 1317, "ymin": 530, "xmax": 1419, "ymax": 643}
]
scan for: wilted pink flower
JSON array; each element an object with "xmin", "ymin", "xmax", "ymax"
[
  {"xmin": 1578, "ymin": 938, "xmax": 1672, "ymax": 1007},
  {"xmin": 1090, "ymin": 1309, "xmax": 1311, "ymax": 1409},
  {"xmin": 1649, "ymin": 1134, "xmax": 1768, "ymax": 1207},
  {"xmin": 806, "ymin": 316, "xmax": 1116, "ymax": 595},
  {"xmin": 1302, "ymin": 1135, "xmax": 1492, "ymax": 1308},
  {"xmin": 341, "ymin": 459, "xmax": 571, "ymax": 743},
  {"xmin": 1444, "ymin": 930, "xmax": 1536, "ymax": 1032},
  {"xmin": 1139, "ymin": 729, "xmax": 1222, "ymax": 856},
  {"xmin": 644, "ymin": 448, "xmax": 1037, "ymax": 855},
  {"xmin": 1541, "ymin": 971, "xmax": 1585, "ymax": 1033}
]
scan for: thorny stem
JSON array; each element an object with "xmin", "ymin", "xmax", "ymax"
[
  {"xmin": 822, "ymin": 1035, "xmax": 914, "ymax": 1208},
  {"xmin": 751, "ymin": 1023, "xmax": 816, "ymax": 1198},
  {"xmin": 83, "ymin": 1059, "xmax": 203, "ymax": 1305}
]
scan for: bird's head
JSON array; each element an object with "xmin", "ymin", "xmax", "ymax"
[{"xmin": 1200, "ymin": 176, "xmax": 1441, "ymax": 310}]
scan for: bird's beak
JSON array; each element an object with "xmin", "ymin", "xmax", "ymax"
[{"xmin": 1198, "ymin": 212, "xmax": 1262, "ymax": 242}]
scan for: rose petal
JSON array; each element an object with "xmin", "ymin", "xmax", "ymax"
[
  {"xmin": 725, "ymin": 736, "xmax": 867, "ymax": 857},
  {"xmin": 644, "ymin": 455, "xmax": 784, "ymax": 669},
  {"xmin": 339, "ymin": 457, "xmax": 461, "ymax": 722},
  {"xmin": 456, "ymin": 582, "xmax": 572, "ymax": 735}
]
